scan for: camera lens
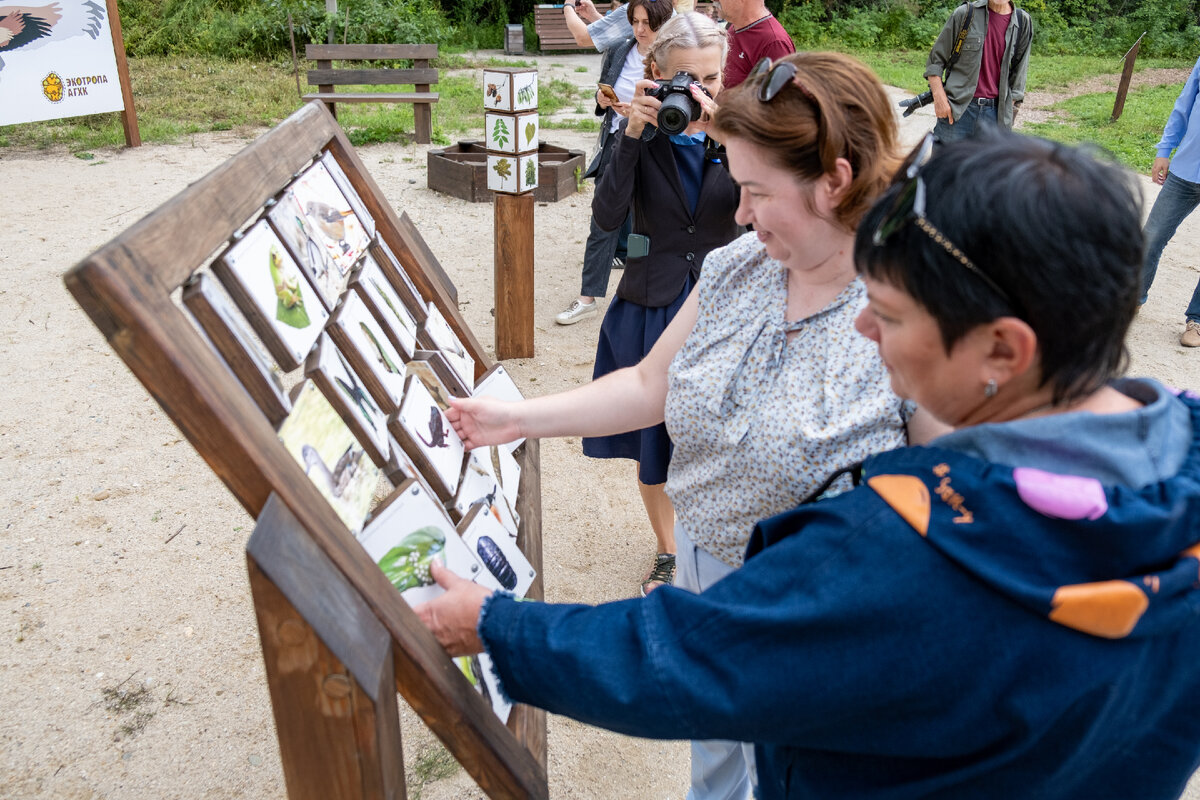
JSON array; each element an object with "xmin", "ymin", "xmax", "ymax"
[{"xmin": 658, "ymin": 93, "xmax": 695, "ymax": 136}]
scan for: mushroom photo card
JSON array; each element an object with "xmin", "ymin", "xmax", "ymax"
[
  {"xmin": 212, "ymin": 219, "xmax": 328, "ymax": 371},
  {"xmin": 328, "ymin": 291, "xmax": 409, "ymax": 414},
  {"xmin": 358, "ymin": 478, "xmax": 484, "ymax": 607},
  {"xmin": 389, "ymin": 375, "xmax": 465, "ymax": 502},
  {"xmin": 305, "ymin": 333, "xmax": 390, "ymax": 468}
]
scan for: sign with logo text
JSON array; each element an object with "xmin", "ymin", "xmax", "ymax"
[{"xmin": 0, "ymin": 0, "xmax": 128, "ymax": 127}]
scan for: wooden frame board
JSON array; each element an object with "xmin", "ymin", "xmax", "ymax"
[{"xmin": 64, "ymin": 101, "xmax": 546, "ymax": 800}]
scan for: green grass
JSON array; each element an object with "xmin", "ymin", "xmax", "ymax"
[
  {"xmin": 1024, "ymin": 81, "xmax": 1186, "ymax": 173},
  {"xmin": 0, "ymin": 55, "xmax": 584, "ymax": 150}
]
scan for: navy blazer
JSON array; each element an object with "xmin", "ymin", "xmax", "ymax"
[{"xmin": 593, "ymin": 121, "xmax": 739, "ymax": 307}]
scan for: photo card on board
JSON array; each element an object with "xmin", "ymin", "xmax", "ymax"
[
  {"xmin": 421, "ymin": 301, "xmax": 475, "ymax": 388},
  {"xmin": 359, "ymin": 478, "xmax": 485, "ymax": 607},
  {"xmin": 266, "ymin": 186, "xmax": 345, "ymax": 310},
  {"xmin": 182, "ymin": 272, "xmax": 292, "ymax": 427},
  {"xmin": 389, "ymin": 375, "xmax": 466, "ymax": 502},
  {"xmin": 458, "ymin": 504, "xmax": 535, "ymax": 596},
  {"xmin": 472, "ymin": 363, "xmax": 526, "ymax": 452},
  {"xmin": 405, "ymin": 360, "xmax": 456, "ymax": 410},
  {"xmin": 328, "ymin": 291, "xmax": 409, "ymax": 414},
  {"xmin": 320, "ymin": 151, "xmax": 376, "ymax": 239},
  {"xmin": 305, "ymin": 333, "xmax": 390, "ymax": 468},
  {"xmin": 290, "ymin": 159, "xmax": 372, "ymax": 278},
  {"xmin": 372, "ymin": 238, "xmax": 428, "ymax": 326},
  {"xmin": 277, "ymin": 380, "xmax": 383, "ymax": 536},
  {"xmin": 451, "ymin": 450, "xmax": 520, "ymax": 537},
  {"xmin": 350, "ymin": 252, "xmax": 420, "ymax": 361},
  {"xmin": 211, "ymin": 218, "xmax": 328, "ymax": 371},
  {"xmin": 456, "ymin": 652, "xmax": 512, "ymax": 725},
  {"xmin": 412, "ymin": 350, "xmax": 471, "ymax": 401}
]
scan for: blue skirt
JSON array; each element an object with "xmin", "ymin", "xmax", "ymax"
[{"xmin": 582, "ymin": 275, "xmax": 695, "ymax": 485}]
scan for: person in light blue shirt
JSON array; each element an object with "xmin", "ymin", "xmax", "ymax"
[
  {"xmin": 1138, "ymin": 55, "xmax": 1200, "ymax": 346},
  {"xmin": 564, "ymin": 0, "xmax": 634, "ymax": 51}
]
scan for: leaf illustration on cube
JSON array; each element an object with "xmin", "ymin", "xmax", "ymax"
[{"xmin": 491, "ymin": 117, "xmax": 510, "ymax": 149}]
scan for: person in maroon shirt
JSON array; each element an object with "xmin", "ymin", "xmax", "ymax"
[
  {"xmin": 717, "ymin": 0, "xmax": 795, "ymax": 89},
  {"xmin": 924, "ymin": 0, "xmax": 1032, "ymax": 140}
]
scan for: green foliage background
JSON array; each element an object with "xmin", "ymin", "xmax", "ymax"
[{"xmin": 114, "ymin": 0, "xmax": 1200, "ymax": 59}]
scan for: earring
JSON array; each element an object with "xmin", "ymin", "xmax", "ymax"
[{"xmin": 984, "ymin": 378, "xmax": 998, "ymax": 399}]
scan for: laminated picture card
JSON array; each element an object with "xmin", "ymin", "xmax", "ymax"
[
  {"xmin": 486, "ymin": 153, "xmax": 538, "ymax": 195},
  {"xmin": 389, "ymin": 375, "xmax": 466, "ymax": 502},
  {"xmin": 473, "ymin": 364, "xmax": 526, "ymax": 452},
  {"xmin": 350, "ymin": 252, "xmax": 420, "ymax": 360},
  {"xmin": 329, "ymin": 290, "xmax": 409, "ymax": 414},
  {"xmin": 359, "ymin": 478, "xmax": 486, "ymax": 606},
  {"xmin": 485, "ymin": 111, "xmax": 538, "ymax": 155},
  {"xmin": 482, "ymin": 67, "xmax": 537, "ymax": 112},
  {"xmin": 458, "ymin": 505, "xmax": 535, "ymax": 597},
  {"xmin": 422, "ymin": 301, "xmax": 476, "ymax": 388},
  {"xmin": 212, "ymin": 218, "xmax": 329, "ymax": 371},
  {"xmin": 305, "ymin": 333, "xmax": 391, "ymax": 468},
  {"xmin": 452, "ymin": 450, "xmax": 520, "ymax": 537},
  {"xmin": 277, "ymin": 380, "xmax": 383, "ymax": 536},
  {"xmin": 291, "ymin": 159, "xmax": 372, "ymax": 278}
]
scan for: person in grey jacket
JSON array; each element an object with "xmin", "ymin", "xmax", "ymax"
[{"xmin": 924, "ymin": 0, "xmax": 1032, "ymax": 140}]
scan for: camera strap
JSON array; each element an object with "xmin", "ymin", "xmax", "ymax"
[{"xmin": 942, "ymin": 3, "xmax": 976, "ymax": 82}]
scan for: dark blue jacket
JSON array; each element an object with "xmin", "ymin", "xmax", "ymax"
[{"xmin": 480, "ymin": 393, "xmax": 1200, "ymax": 798}]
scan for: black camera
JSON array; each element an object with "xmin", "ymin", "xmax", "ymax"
[
  {"xmin": 898, "ymin": 90, "xmax": 934, "ymax": 118},
  {"xmin": 648, "ymin": 71, "xmax": 711, "ymax": 135}
]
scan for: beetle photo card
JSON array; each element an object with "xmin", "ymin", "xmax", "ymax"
[
  {"xmin": 305, "ymin": 333, "xmax": 390, "ymax": 468},
  {"xmin": 422, "ymin": 301, "xmax": 475, "ymax": 388},
  {"xmin": 458, "ymin": 505, "xmax": 535, "ymax": 597},
  {"xmin": 290, "ymin": 159, "xmax": 371, "ymax": 277},
  {"xmin": 266, "ymin": 186, "xmax": 346, "ymax": 310},
  {"xmin": 328, "ymin": 291, "xmax": 409, "ymax": 414},
  {"xmin": 359, "ymin": 478, "xmax": 484, "ymax": 607},
  {"xmin": 350, "ymin": 252, "xmax": 420, "ymax": 360},
  {"xmin": 277, "ymin": 380, "xmax": 382, "ymax": 536},
  {"xmin": 211, "ymin": 219, "xmax": 328, "ymax": 372},
  {"xmin": 389, "ymin": 375, "xmax": 465, "ymax": 502}
]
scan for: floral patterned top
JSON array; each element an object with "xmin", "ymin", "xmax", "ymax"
[{"xmin": 664, "ymin": 233, "xmax": 909, "ymax": 567}]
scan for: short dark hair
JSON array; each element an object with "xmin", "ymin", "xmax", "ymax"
[
  {"xmin": 855, "ymin": 132, "xmax": 1143, "ymax": 404},
  {"xmin": 628, "ymin": 0, "xmax": 673, "ymax": 31}
]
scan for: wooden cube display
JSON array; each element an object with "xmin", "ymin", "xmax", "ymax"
[
  {"xmin": 487, "ymin": 153, "xmax": 538, "ymax": 195},
  {"xmin": 483, "ymin": 67, "xmax": 538, "ymax": 112},
  {"xmin": 485, "ymin": 111, "xmax": 539, "ymax": 155}
]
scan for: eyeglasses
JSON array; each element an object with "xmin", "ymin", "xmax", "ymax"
[
  {"xmin": 748, "ymin": 57, "xmax": 818, "ymax": 107},
  {"xmin": 872, "ymin": 132, "xmax": 1015, "ymax": 307}
]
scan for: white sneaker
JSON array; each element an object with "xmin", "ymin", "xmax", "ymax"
[
  {"xmin": 1182, "ymin": 320, "xmax": 1200, "ymax": 347},
  {"xmin": 555, "ymin": 299, "xmax": 598, "ymax": 325}
]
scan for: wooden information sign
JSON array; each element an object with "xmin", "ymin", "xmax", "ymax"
[{"xmin": 64, "ymin": 101, "xmax": 547, "ymax": 800}]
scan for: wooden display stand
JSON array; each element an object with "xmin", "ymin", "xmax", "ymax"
[{"xmin": 64, "ymin": 101, "xmax": 547, "ymax": 800}]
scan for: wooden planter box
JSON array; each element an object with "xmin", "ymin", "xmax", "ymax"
[{"xmin": 428, "ymin": 141, "xmax": 586, "ymax": 203}]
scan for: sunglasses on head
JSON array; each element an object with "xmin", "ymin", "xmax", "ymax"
[
  {"xmin": 748, "ymin": 57, "xmax": 818, "ymax": 106},
  {"xmin": 872, "ymin": 132, "xmax": 1015, "ymax": 308}
]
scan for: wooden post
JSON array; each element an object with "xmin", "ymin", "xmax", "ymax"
[
  {"xmin": 494, "ymin": 192, "xmax": 535, "ymax": 360},
  {"xmin": 104, "ymin": 0, "xmax": 140, "ymax": 147},
  {"xmin": 326, "ymin": 0, "xmax": 338, "ymax": 45},
  {"xmin": 1111, "ymin": 32, "xmax": 1146, "ymax": 122},
  {"xmin": 248, "ymin": 494, "xmax": 406, "ymax": 800}
]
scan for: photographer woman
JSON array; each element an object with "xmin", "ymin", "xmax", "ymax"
[{"xmin": 446, "ymin": 50, "xmax": 923, "ymax": 798}]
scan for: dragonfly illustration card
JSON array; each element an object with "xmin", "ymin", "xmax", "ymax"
[{"xmin": 212, "ymin": 219, "xmax": 328, "ymax": 372}]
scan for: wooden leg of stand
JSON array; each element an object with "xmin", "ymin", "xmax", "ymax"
[{"xmin": 494, "ymin": 192, "xmax": 535, "ymax": 360}]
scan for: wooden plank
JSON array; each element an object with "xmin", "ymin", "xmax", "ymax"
[
  {"xmin": 307, "ymin": 68, "xmax": 440, "ymax": 86},
  {"xmin": 105, "ymin": 0, "xmax": 140, "ymax": 147},
  {"xmin": 494, "ymin": 193, "xmax": 535, "ymax": 360},
  {"xmin": 248, "ymin": 494, "xmax": 405, "ymax": 800},
  {"xmin": 507, "ymin": 439, "xmax": 546, "ymax": 769},
  {"xmin": 304, "ymin": 92, "xmax": 440, "ymax": 104},
  {"xmin": 307, "ymin": 43, "xmax": 439, "ymax": 60}
]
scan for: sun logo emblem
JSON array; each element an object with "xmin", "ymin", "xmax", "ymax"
[{"xmin": 42, "ymin": 72, "xmax": 63, "ymax": 103}]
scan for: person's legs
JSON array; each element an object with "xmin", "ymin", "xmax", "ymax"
[
  {"xmin": 933, "ymin": 103, "xmax": 978, "ymax": 143},
  {"xmin": 637, "ymin": 475, "xmax": 676, "ymax": 595},
  {"xmin": 1141, "ymin": 172, "xmax": 1200, "ymax": 308},
  {"xmin": 673, "ymin": 524, "xmax": 754, "ymax": 800},
  {"xmin": 558, "ymin": 134, "xmax": 621, "ymax": 324}
]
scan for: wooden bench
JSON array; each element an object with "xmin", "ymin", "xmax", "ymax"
[
  {"xmin": 304, "ymin": 43, "xmax": 439, "ymax": 144},
  {"xmin": 533, "ymin": 3, "xmax": 720, "ymax": 52}
]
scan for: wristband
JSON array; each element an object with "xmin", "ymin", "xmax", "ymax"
[{"xmin": 564, "ymin": 1, "xmax": 576, "ymax": 7}]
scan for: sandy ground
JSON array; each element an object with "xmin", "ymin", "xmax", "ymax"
[{"xmin": 2, "ymin": 50, "xmax": 1200, "ymax": 799}]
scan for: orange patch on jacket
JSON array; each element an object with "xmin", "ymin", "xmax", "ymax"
[
  {"xmin": 1049, "ymin": 580, "xmax": 1149, "ymax": 639},
  {"xmin": 868, "ymin": 475, "xmax": 931, "ymax": 536}
]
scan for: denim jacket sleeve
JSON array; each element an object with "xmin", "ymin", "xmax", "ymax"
[{"xmin": 592, "ymin": 122, "xmax": 640, "ymax": 232}]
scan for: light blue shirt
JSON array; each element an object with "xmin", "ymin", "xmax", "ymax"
[
  {"xmin": 1157, "ymin": 55, "xmax": 1200, "ymax": 183},
  {"xmin": 588, "ymin": 4, "xmax": 634, "ymax": 52}
]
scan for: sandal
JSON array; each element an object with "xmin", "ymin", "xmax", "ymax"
[{"xmin": 640, "ymin": 553, "xmax": 676, "ymax": 597}]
